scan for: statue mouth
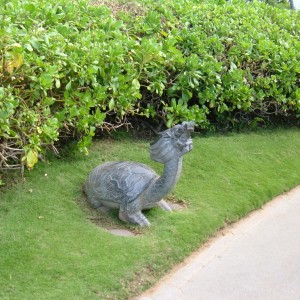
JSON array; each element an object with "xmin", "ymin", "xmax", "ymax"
[
  {"xmin": 177, "ymin": 122, "xmax": 194, "ymax": 153},
  {"xmin": 150, "ymin": 121, "xmax": 195, "ymax": 162},
  {"xmin": 178, "ymin": 137, "xmax": 193, "ymax": 153},
  {"xmin": 186, "ymin": 138, "xmax": 193, "ymax": 151}
]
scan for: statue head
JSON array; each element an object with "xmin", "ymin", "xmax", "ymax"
[{"xmin": 150, "ymin": 122, "xmax": 194, "ymax": 163}]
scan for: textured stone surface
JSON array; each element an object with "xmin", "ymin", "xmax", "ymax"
[{"xmin": 84, "ymin": 122, "xmax": 194, "ymax": 226}]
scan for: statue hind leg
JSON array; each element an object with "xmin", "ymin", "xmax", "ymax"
[
  {"xmin": 87, "ymin": 196, "xmax": 111, "ymax": 213},
  {"xmin": 143, "ymin": 199, "xmax": 173, "ymax": 212},
  {"xmin": 157, "ymin": 199, "xmax": 172, "ymax": 211}
]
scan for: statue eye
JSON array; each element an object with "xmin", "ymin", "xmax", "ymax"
[{"xmin": 175, "ymin": 128, "xmax": 184, "ymax": 137}]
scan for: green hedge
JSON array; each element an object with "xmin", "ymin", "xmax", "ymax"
[{"xmin": 1, "ymin": 0, "xmax": 300, "ymax": 169}]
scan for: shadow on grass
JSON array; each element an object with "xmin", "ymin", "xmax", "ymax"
[{"xmin": 77, "ymin": 191, "xmax": 188, "ymax": 237}]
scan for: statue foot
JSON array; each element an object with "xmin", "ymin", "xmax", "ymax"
[
  {"xmin": 119, "ymin": 211, "xmax": 151, "ymax": 227},
  {"xmin": 158, "ymin": 200, "xmax": 172, "ymax": 212}
]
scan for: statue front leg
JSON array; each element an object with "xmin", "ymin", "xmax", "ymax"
[{"xmin": 119, "ymin": 210, "xmax": 151, "ymax": 227}]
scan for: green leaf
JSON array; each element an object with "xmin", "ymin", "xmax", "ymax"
[
  {"xmin": 26, "ymin": 149, "xmax": 38, "ymax": 169},
  {"xmin": 24, "ymin": 3, "xmax": 35, "ymax": 12},
  {"xmin": 66, "ymin": 81, "xmax": 72, "ymax": 91},
  {"xmin": 57, "ymin": 24, "xmax": 69, "ymax": 37},
  {"xmin": 29, "ymin": 37, "xmax": 40, "ymax": 50},
  {"xmin": 166, "ymin": 117, "xmax": 174, "ymax": 128},
  {"xmin": 39, "ymin": 74, "xmax": 53, "ymax": 89},
  {"xmin": 132, "ymin": 79, "xmax": 140, "ymax": 90},
  {"xmin": 108, "ymin": 98, "xmax": 115, "ymax": 110},
  {"xmin": 55, "ymin": 79, "xmax": 61, "ymax": 88},
  {"xmin": 94, "ymin": 108, "xmax": 105, "ymax": 123},
  {"xmin": 24, "ymin": 44, "xmax": 33, "ymax": 52}
]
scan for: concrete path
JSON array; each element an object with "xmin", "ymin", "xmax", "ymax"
[{"xmin": 137, "ymin": 186, "xmax": 300, "ymax": 300}]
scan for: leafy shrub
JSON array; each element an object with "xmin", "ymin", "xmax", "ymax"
[{"xmin": 0, "ymin": 0, "xmax": 299, "ymax": 169}]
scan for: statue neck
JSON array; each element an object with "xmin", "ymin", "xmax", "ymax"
[{"xmin": 142, "ymin": 156, "xmax": 183, "ymax": 204}]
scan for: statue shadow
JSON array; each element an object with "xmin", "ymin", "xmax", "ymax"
[
  {"xmin": 77, "ymin": 195, "xmax": 147, "ymax": 236},
  {"xmin": 77, "ymin": 193, "xmax": 187, "ymax": 236}
]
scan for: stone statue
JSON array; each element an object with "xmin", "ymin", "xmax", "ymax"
[{"xmin": 84, "ymin": 122, "xmax": 194, "ymax": 226}]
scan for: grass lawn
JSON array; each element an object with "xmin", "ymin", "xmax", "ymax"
[{"xmin": 0, "ymin": 129, "xmax": 300, "ymax": 299}]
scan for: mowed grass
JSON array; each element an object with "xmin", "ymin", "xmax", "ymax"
[{"xmin": 0, "ymin": 129, "xmax": 300, "ymax": 299}]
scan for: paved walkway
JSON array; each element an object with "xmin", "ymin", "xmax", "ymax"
[{"xmin": 137, "ymin": 186, "xmax": 300, "ymax": 300}]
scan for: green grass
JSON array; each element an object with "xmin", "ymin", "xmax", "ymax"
[{"xmin": 1, "ymin": 129, "xmax": 300, "ymax": 299}]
